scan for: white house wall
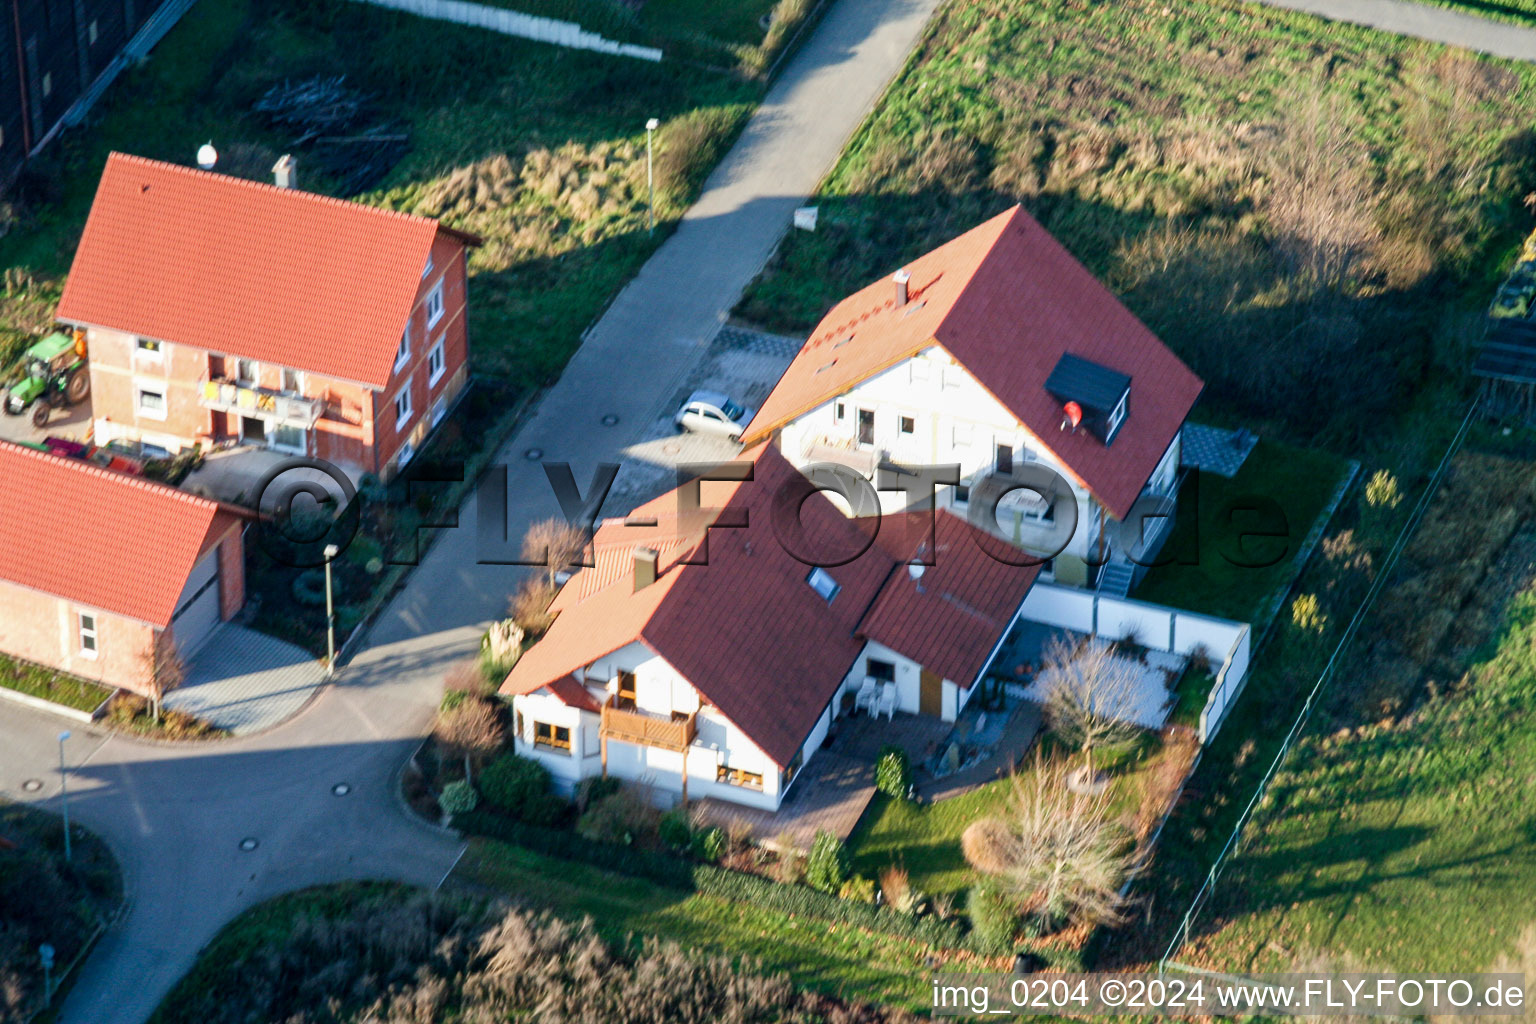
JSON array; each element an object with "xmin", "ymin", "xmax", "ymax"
[
  {"xmin": 775, "ymin": 348, "xmax": 1102, "ymax": 565},
  {"xmin": 517, "ymin": 645, "xmax": 790, "ymax": 810},
  {"xmin": 834, "ymin": 639, "xmax": 968, "ymax": 723}
]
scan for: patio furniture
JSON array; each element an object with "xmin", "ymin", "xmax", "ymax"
[
  {"xmin": 855, "ymin": 679, "xmax": 877, "ymax": 715},
  {"xmin": 876, "ymin": 682, "xmax": 897, "ymax": 721}
]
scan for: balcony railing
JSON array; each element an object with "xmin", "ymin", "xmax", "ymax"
[
  {"xmin": 198, "ymin": 376, "xmax": 323, "ymax": 429},
  {"xmin": 599, "ymin": 695, "xmax": 697, "ymax": 752}
]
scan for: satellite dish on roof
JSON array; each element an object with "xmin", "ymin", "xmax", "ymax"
[
  {"xmin": 196, "ymin": 142, "xmax": 218, "ymax": 169},
  {"xmin": 1062, "ymin": 401, "xmax": 1083, "ymax": 432},
  {"xmin": 908, "ymin": 562, "xmax": 925, "ymax": 582}
]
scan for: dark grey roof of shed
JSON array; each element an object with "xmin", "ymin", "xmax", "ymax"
[
  {"xmin": 1474, "ymin": 320, "xmax": 1536, "ymax": 383},
  {"xmin": 1044, "ymin": 352, "xmax": 1131, "ymax": 413}
]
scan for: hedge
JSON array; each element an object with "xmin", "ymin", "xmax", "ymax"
[{"xmin": 455, "ymin": 809, "xmax": 971, "ymax": 949}]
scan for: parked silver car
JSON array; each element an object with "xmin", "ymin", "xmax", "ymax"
[{"xmin": 673, "ymin": 390, "xmax": 754, "ymax": 440}]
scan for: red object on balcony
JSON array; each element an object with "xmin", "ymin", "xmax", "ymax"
[{"xmin": 1063, "ymin": 401, "xmax": 1083, "ymax": 429}]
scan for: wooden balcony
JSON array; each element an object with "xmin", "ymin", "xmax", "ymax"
[{"xmin": 600, "ymin": 696, "xmax": 696, "ymax": 752}]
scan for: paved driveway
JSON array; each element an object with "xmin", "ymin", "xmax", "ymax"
[
  {"xmin": 163, "ymin": 624, "xmax": 328, "ymax": 735},
  {"xmin": 0, "ymin": 0, "xmax": 950, "ymax": 1020}
]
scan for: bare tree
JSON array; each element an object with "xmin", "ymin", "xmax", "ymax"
[
  {"xmin": 521, "ymin": 518, "xmax": 587, "ymax": 590},
  {"xmin": 140, "ymin": 630, "xmax": 185, "ymax": 723},
  {"xmin": 961, "ymin": 755, "xmax": 1142, "ymax": 928},
  {"xmin": 433, "ymin": 697, "xmax": 505, "ymax": 782},
  {"xmin": 1039, "ymin": 636, "xmax": 1145, "ymax": 785}
]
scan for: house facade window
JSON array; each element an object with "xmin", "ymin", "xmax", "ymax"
[
  {"xmin": 806, "ymin": 567, "xmax": 840, "ymax": 603},
  {"xmin": 427, "ymin": 340, "xmax": 445, "ymax": 386},
  {"xmin": 397, "ymin": 439, "xmax": 415, "ymax": 467},
  {"xmin": 898, "ymin": 415, "xmax": 915, "ymax": 435},
  {"xmin": 422, "ymin": 253, "xmax": 434, "ymax": 278},
  {"xmin": 281, "ymin": 367, "xmax": 302, "ymax": 393},
  {"xmin": 136, "ymin": 338, "xmax": 162, "ymax": 356},
  {"xmin": 834, "ymin": 402, "xmax": 846, "ymax": 422},
  {"xmin": 615, "ymin": 670, "xmax": 637, "ymax": 710},
  {"xmin": 137, "ymin": 386, "xmax": 167, "ymax": 419},
  {"xmin": 394, "ymin": 386, "xmax": 414, "ymax": 429},
  {"xmin": 533, "ymin": 721, "xmax": 571, "ymax": 753},
  {"xmin": 909, "ymin": 359, "xmax": 929, "ymax": 383},
  {"xmin": 425, "ymin": 283, "xmax": 445, "ymax": 328},
  {"xmin": 716, "ymin": 765, "xmax": 763, "ymax": 790},
  {"xmin": 431, "ymin": 397, "xmax": 447, "ymax": 427},
  {"xmin": 866, "ymin": 659, "xmax": 896, "ymax": 682},
  {"xmin": 784, "ymin": 749, "xmax": 804, "ymax": 786},
  {"xmin": 952, "ymin": 423, "xmax": 972, "ymax": 447},
  {"xmin": 395, "ymin": 326, "xmax": 411, "ymax": 372},
  {"xmin": 78, "ymin": 613, "xmax": 97, "ymax": 657},
  {"xmin": 237, "ymin": 359, "xmax": 258, "ymax": 384}
]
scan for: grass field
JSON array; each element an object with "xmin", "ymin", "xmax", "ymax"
[
  {"xmin": 736, "ymin": 0, "xmax": 1533, "ymax": 453},
  {"xmin": 451, "ymin": 838, "xmax": 943, "ymax": 1010},
  {"xmin": 1120, "ymin": 449, "xmax": 1536, "ymax": 974},
  {"xmin": 848, "ymin": 731, "xmax": 1194, "ymax": 902},
  {"xmin": 0, "ymin": 0, "xmax": 760, "ymax": 385},
  {"xmin": 1135, "ymin": 441, "xmax": 1352, "ymax": 624}
]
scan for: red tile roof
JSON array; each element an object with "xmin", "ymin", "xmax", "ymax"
[
  {"xmin": 861, "ymin": 511, "xmax": 1039, "ymax": 690},
  {"xmin": 0, "ymin": 441, "xmax": 241, "ymax": 626},
  {"xmin": 502, "ymin": 446, "xmax": 1038, "ymax": 765},
  {"xmin": 741, "ymin": 206, "xmax": 1204, "ymax": 519},
  {"xmin": 56, "ymin": 152, "xmax": 470, "ymax": 388}
]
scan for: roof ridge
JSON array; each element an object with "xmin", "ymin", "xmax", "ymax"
[
  {"xmin": 0, "ymin": 439, "xmax": 221, "ymax": 513},
  {"xmin": 929, "ymin": 204, "xmax": 1023, "ymax": 346},
  {"xmin": 106, "ymin": 151, "xmax": 442, "ymax": 231}
]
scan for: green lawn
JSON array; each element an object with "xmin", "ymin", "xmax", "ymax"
[
  {"xmin": 452, "ymin": 838, "xmax": 943, "ymax": 1010},
  {"xmin": 848, "ymin": 733, "xmax": 1184, "ymax": 901},
  {"xmin": 1186, "ymin": 581, "xmax": 1536, "ymax": 973},
  {"xmin": 0, "ymin": 652, "xmax": 114, "ymax": 713},
  {"xmin": 2, "ymin": 802, "xmax": 123, "ymax": 1021},
  {"xmin": 1134, "ymin": 440, "xmax": 1352, "ymax": 624}
]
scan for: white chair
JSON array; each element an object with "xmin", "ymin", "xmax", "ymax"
[
  {"xmin": 855, "ymin": 678, "xmax": 877, "ymax": 714},
  {"xmin": 876, "ymin": 682, "xmax": 897, "ymax": 721}
]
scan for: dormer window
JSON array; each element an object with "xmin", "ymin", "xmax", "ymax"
[
  {"xmin": 806, "ymin": 567, "xmax": 840, "ymax": 603},
  {"xmin": 1045, "ymin": 353, "xmax": 1131, "ymax": 446}
]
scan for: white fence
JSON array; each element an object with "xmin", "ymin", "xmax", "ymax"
[
  {"xmin": 349, "ymin": 0, "xmax": 664, "ymax": 61},
  {"xmin": 1016, "ymin": 583, "xmax": 1252, "ymax": 744}
]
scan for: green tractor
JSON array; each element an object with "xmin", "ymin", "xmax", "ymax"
[{"xmin": 4, "ymin": 332, "xmax": 90, "ymax": 428}]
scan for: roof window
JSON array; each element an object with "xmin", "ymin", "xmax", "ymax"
[{"xmin": 806, "ymin": 567, "xmax": 840, "ymax": 603}]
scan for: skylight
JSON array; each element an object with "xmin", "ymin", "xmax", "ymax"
[{"xmin": 806, "ymin": 567, "xmax": 841, "ymax": 603}]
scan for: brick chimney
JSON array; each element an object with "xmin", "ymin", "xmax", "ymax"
[{"xmin": 633, "ymin": 546, "xmax": 659, "ymax": 592}]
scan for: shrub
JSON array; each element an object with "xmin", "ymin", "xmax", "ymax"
[
  {"xmin": 479, "ymin": 754, "xmax": 552, "ymax": 821},
  {"xmin": 659, "ymin": 809, "xmax": 693, "ymax": 851},
  {"xmin": 574, "ymin": 775, "xmax": 622, "ymax": 812},
  {"xmin": 805, "ymin": 830, "xmax": 850, "ymax": 894},
  {"xmin": 967, "ymin": 877, "xmax": 1017, "ymax": 956},
  {"xmin": 879, "ymin": 865, "xmax": 923, "ymax": 915},
  {"xmin": 577, "ymin": 787, "xmax": 660, "ymax": 846},
  {"xmin": 439, "ymin": 780, "xmax": 479, "ymax": 815},
  {"xmin": 440, "ymin": 689, "xmax": 469, "ymax": 713},
  {"xmin": 839, "ymin": 875, "xmax": 877, "ymax": 903},
  {"xmin": 691, "ymin": 825, "xmax": 727, "ymax": 863},
  {"xmin": 481, "ymin": 618, "xmax": 525, "ymax": 674},
  {"xmin": 290, "ymin": 568, "xmax": 328, "ymax": 607},
  {"xmin": 874, "ymin": 745, "xmax": 912, "ymax": 799}
]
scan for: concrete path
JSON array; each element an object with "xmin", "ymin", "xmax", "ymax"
[
  {"xmin": 1255, "ymin": 0, "xmax": 1536, "ymax": 61},
  {"xmin": 163, "ymin": 625, "xmax": 328, "ymax": 735},
  {"xmin": 0, "ymin": 0, "xmax": 948, "ymax": 1021}
]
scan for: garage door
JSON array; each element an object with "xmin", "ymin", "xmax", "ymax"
[{"xmin": 171, "ymin": 550, "xmax": 222, "ymax": 658}]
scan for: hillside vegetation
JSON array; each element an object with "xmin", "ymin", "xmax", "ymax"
[{"xmin": 739, "ymin": 0, "xmax": 1536, "ymax": 449}]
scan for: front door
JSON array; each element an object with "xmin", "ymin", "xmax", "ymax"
[
  {"xmin": 919, "ymin": 669, "xmax": 943, "ymax": 717},
  {"xmin": 241, "ymin": 416, "xmax": 265, "ymax": 444}
]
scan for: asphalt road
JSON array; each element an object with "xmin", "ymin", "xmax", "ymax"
[
  {"xmin": 0, "ymin": 0, "xmax": 946, "ymax": 1020},
  {"xmin": 1255, "ymin": 0, "xmax": 1536, "ymax": 59}
]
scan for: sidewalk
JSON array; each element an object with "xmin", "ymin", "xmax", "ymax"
[{"xmin": 1255, "ymin": 0, "xmax": 1536, "ymax": 60}]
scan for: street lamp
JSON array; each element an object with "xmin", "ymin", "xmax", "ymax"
[
  {"xmin": 323, "ymin": 544, "xmax": 340, "ymax": 677},
  {"xmin": 56, "ymin": 731, "xmax": 71, "ymax": 863},
  {"xmin": 645, "ymin": 117, "xmax": 660, "ymax": 235},
  {"xmin": 39, "ymin": 944, "xmax": 55, "ymax": 1007}
]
